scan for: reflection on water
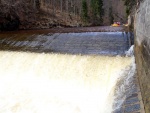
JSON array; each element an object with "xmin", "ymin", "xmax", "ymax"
[{"xmin": 0, "ymin": 51, "xmax": 133, "ymax": 113}]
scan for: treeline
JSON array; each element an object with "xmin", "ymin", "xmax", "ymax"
[
  {"xmin": 0, "ymin": 0, "xmax": 82, "ymax": 15},
  {"xmin": 0, "ymin": 0, "xmax": 104, "ymax": 29},
  {"xmin": 39, "ymin": 0, "xmax": 104, "ymax": 25},
  {"xmin": 28, "ymin": 0, "xmax": 104, "ymax": 25},
  {"xmin": 39, "ymin": 0, "xmax": 81, "ymax": 16},
  {"xmin": 81, "ymin": 0, "xmax": 104, "ymax": 25}
]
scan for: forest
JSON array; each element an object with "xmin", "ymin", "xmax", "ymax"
[{"xmin": 0, "ymin": 0, "xmax": 126, "ymax": 30}]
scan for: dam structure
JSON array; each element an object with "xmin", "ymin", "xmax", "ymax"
[{"xmin": 0, "ymin": 28, "xmax": 145, "ymax": 113}]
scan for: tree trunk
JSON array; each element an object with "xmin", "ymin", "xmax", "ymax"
[
  {"xmin": 60, "ymin": 0, "xmax": 63, "ymax": 12},
  {"xmin": 33, "ymin": 0, "xmax": 36, "ymax": 9},
  {"xmin": 53, "ymin": 0, "xmax": 55, "ymax": 16},
  {"xmin": 66, "ymin": 0, "xmax": 68, "ymax": 21}
]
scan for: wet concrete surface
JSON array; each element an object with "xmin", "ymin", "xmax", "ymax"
[
  {"xmin": 0, "ymin": 32, "xmax": 130, "ymax": 55},
  {"xmin": 113, "ymin": 75, "xmax": 145, "ymax": 113}
]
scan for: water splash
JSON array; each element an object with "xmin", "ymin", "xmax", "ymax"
[
  {"xmin": 113, "ymin": 45, "xmax": 136, "ymax": 111},
  {"xmin": 125, "ymin": 45, "xmax": 134, "ymax": 57},
  {"xmin": 0, "ymin": 51, "xmax": 133, "ymax": 113}
]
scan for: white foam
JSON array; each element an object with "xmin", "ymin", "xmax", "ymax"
[
  {"xmin": 0, "ymin": 51, "xmax": 133, "ymax": 113},
  {"xmin": 125, "ymin": 45, "xmax": 134, "ymax": 57}
]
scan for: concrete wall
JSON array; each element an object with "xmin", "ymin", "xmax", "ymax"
[{"xmin": 134, "ymin": 0, "xmax": 150, "ymax": 113}]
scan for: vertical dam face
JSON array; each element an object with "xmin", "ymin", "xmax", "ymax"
[{"xmin": 0, "ymin": 32, "xmax": 135, "ymax": 113}]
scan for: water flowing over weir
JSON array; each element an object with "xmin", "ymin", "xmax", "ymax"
[{"xmin": 0, "ymin": 32, "xmax": 135, "ymax": 113}]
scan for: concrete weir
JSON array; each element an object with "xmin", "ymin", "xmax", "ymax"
[
  {"xmin": 0, "ymin": 32, "xmax": 130, "ymax": 55},
  {"xmin": 0, "ymin": 29, "xmax": 144, "ymax": 113}
]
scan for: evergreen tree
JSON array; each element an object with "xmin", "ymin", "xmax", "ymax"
[
  {"xmin": 109, "ymin": 6, "xmax": 114, "ymax": 24},
  {"xmin": 98, "ymin": 0, "xmax": 104, "ymax": 22},
  {"xmin": 90, "ymin": 0, "xmax": 104, "ymax": 25},
  {"xmin": 81, "ymin": 0, "xmax": 88, "ymax": 23}
]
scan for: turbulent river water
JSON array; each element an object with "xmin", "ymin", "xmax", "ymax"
[{"xmin": 0, "ymin": 32, "xmax": 135, "ymax": 113}]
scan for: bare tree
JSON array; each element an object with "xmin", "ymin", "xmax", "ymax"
[
  {"xmin": 60, "ymin": 0, "xmax": 63, "ymax": 12},
  {"xmin": 52, "ymin": 0, "xmax": 55, "ymax": 16}
]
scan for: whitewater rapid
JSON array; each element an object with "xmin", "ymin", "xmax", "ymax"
[{"xmin": 0, "ymin": 50, "xmax": 135, "ymax": 113}]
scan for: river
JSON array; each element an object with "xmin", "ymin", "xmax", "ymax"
[{"xmin": 0, "ymin": 31, "xmax": 135, "ymax": 113}]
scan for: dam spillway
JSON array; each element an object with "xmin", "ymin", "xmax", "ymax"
[
  {"xmin": 0, "ymin": 31, "xmax": 143, "ymax": 113},
  {"xmin": 0, "ymin": 32, "xmax": 130, "ymax": 55}
]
